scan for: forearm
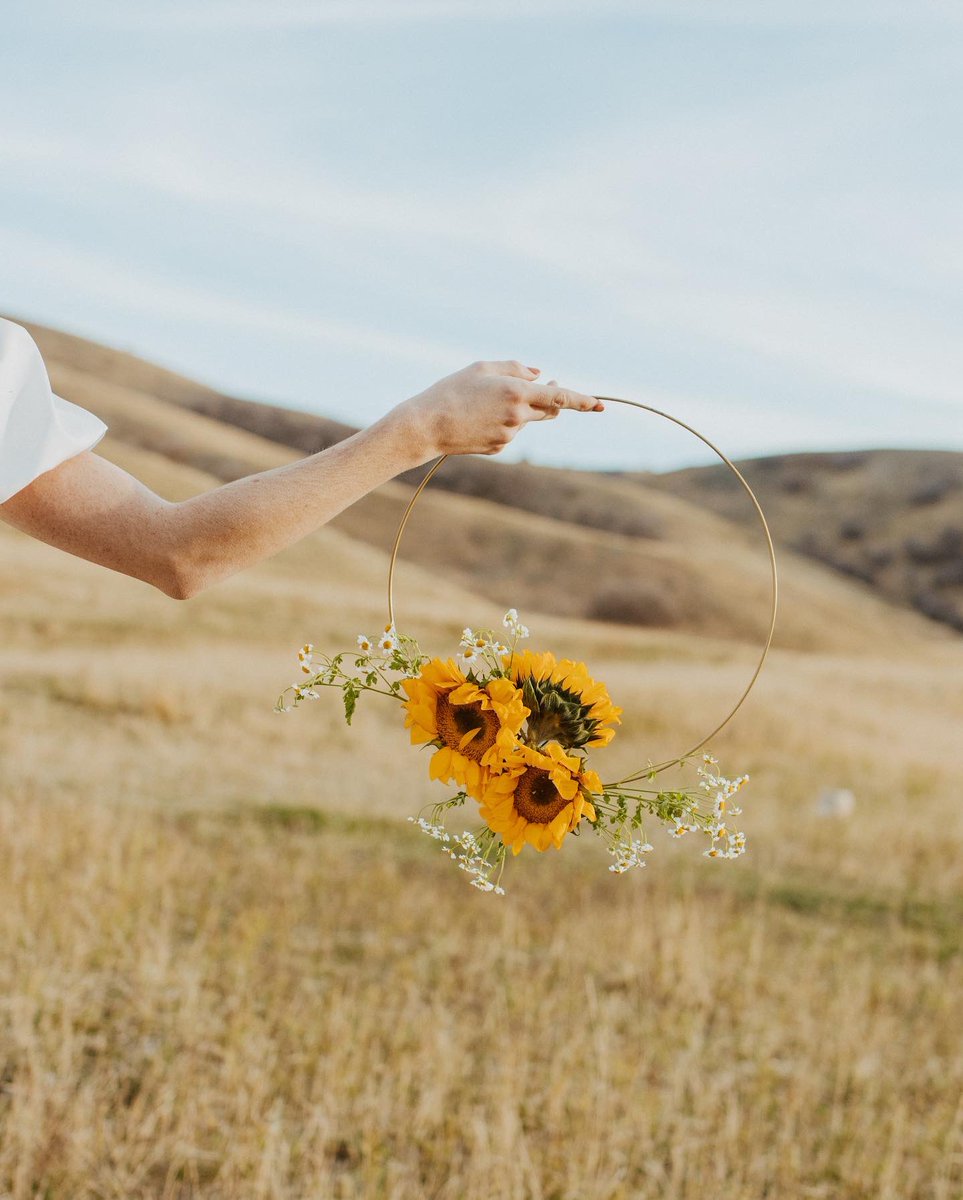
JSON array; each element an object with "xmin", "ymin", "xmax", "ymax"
[
  {"xmin": 0, "ymin": 410, "xmax": 424, "ymax": 599},
  {"xmin": 163, "ymin": 411, "xmax": 425, "ymax": 596}
]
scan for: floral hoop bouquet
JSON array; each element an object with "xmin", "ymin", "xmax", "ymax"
[
  {"xmin": 278, "ymin": 395, "xmax": 775, "ymax": 895},
  {"xmin": 278, "ymin": 609, "xmax": 749, "ymax": 895}
]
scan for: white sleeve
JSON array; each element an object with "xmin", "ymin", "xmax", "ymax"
[{"xmin": 0, "ymin": 319, "xmax": 107, "ymax": 503}]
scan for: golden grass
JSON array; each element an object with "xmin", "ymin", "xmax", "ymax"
[
  {"xmin": 2, "ymin": 797, "xmax": 962, "ymax": 1200},
  {"xmin": 3, "ymin": 486, "xmax": 963, "ymax": 1196},
  {"xmin": 2, "ymin": 332, "xmax": 963, "ymax": 1196}
]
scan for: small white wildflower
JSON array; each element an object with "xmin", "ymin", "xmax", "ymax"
[
  {"xmin": 379, "ymin": 635, "xmax": 396, "ymax": 655},
  {"xmin": 357, "ymin": 634, "xmax": 373, "ymax": 653},
  {"xmin": 458, "ymin": 646, "xmax": 479, "ymax": 671},
  {"xmin": 409, "ymin": 819, "xmax": 505, "ymax": 894},
  {"xmin": 608, "ymin": 838, "xmax": 653, "ymax": 873},
  {"xmin": 503, "ymin": 609, "xmax": 519, "ymax": 628},
  {"xmin": 408, "ymin": 816, "xmax": 452, "ymax": 843}
]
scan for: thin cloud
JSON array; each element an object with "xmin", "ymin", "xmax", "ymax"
[
  {"xmin": 32, "ymin": 0, "xmax": 963, "ymax": 31},
  {"xmin": 4, "ymin": 111, "xmax": 963, "ymax": 413},
  {"xmin": 0, "ymin": 228, "xmax": 473, "ymax": 371}
]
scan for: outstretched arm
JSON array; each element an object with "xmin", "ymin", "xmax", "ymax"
[{"xmin": 0, "ymin": 360, "xmax": 602, "ymax": 599}]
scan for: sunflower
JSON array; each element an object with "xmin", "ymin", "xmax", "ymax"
[
  {"xmin": 402, "ymin": 659, "xmax": 529, "ymax": 796},
  {"xmin": 478, "ymin": 741, "xmax": 602, "ymax": 854},
  {"xmin": 505, "ymin": 650, "xmax": 622, "ymax": 750}
]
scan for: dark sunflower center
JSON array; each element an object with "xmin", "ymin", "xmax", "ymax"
[
  {"xmin": 436, "ymin": 695, "xmax": 499, "ymax": 762},
  {"xmin": 512, "ymin": 767, "xmax": 570, "ymax": 825}
]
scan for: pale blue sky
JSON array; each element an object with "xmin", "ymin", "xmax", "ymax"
[{"xmin": 2, "ymin": 0, "xmax": 962, "ymax": 468}]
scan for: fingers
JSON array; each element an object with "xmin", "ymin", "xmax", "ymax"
[
  {"xmin": 524, "ymin": 380, "xmax": 605, "ymax": 415},
  {"xmin": 528, "ymin": 378, "xmax": 561, "ymax": 421}
]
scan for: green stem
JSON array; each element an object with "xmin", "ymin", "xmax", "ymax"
[{"xmin": 306, "ymin": 678, "xmax": 401, "ymax": 701}]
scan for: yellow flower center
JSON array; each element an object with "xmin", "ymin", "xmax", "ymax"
[
  {"xmin": 435, "ymin": 695, "xmax": 500, "ymax": 762},
  {"xmin": 512, "ymin": 767, "xmax": 570, "ymax": 825}
]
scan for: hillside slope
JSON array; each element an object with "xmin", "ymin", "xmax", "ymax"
[
  {"xmin": 9, "ymin": 317, "xmax": 955, "ymax": 654},
  {"xmin": 644, "ymin": 450, "xmax": 963, "ymax": 632}
]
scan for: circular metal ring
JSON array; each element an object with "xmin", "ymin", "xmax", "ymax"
[{"xmin": 386, "ymin": 395, "xmax": 779, "ymax": 783}]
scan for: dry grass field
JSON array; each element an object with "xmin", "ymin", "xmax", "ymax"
[{"xmin": 2, "ymin": 327, "xmax": 963, "ymax": 1197}]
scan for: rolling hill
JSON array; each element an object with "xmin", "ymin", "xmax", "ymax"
[
  {"xmin": 9, "ymin": 317, "xmax": 956, "ymax": 657},
  {"xmin": 644, "ymin": 450, "xmax": 963, "ymax": 633}
]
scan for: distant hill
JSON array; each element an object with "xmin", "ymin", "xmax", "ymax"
[
  {"xmin": 10, "ymin": 316, "xmax": 958, "ymax": 652},
  {"xmin": 641, "ymin": 451, "xmax": 963, "ymax": 633}
]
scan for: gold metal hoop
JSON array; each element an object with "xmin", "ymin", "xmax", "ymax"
[{"xmin": 386, "ymin": 396, "xmax": 779, "ymax": 784}]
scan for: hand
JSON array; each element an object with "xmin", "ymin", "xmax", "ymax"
[{"xmin": 391, "ymin": 360, "xmax": 604, "ymax": 461}]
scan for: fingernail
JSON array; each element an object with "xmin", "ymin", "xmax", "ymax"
[{"xmin": 527, "ymin": 365, "xmax": 540, "ymax": 374}]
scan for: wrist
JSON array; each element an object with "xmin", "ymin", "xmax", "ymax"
[{"xmin": 373, "ymin": 399, "xmax": 439, "ymax": 471}]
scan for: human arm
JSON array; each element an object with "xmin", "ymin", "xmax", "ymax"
[{"xmin": 0, "ymin": 359, "xmax": 603, "ymax": 599}]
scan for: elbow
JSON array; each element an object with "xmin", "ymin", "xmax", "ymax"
[
  {"xmin": 156, "ymin": 555, "xmax": 206, "ymax": 601},
  {"xmin": 162, "ymin": 576, "xmax": 201, "ymax": 602},
  {"xmin": 145, "ymin": 508, "xmax": 215, "ymax": 600}
]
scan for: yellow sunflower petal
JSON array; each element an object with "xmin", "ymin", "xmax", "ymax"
[
  {"xmin": 524, "ymin": 823, "xmax": 548, "ymax": 851},
  {"xmin": 549, "ymin": 809, "xmax": 571, "ymax": 847},
  {"xmin": 429, "ymin": 746, "xmax": 454, "ymax": 782},
  {"xmin": 544, "ymin": 741, "xmax": 582, "ymax": 772},
  {"xmin": 549, "ymin": 770, "xmax": 579, "ymax": 801},
  {"xmin": 506, "ymin": 649, "xmax": 557, "ymax": 682},
  {"xmin": 448, "ymin": 681, "xmax": 486, "ymax": 707},
  {"xmin": 580, "ymin": 769, "xmax": 603, "ymax": 795},
  {"xmin": 420, "ymin": 658, "xmax": 468, "ymax": 691}
]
